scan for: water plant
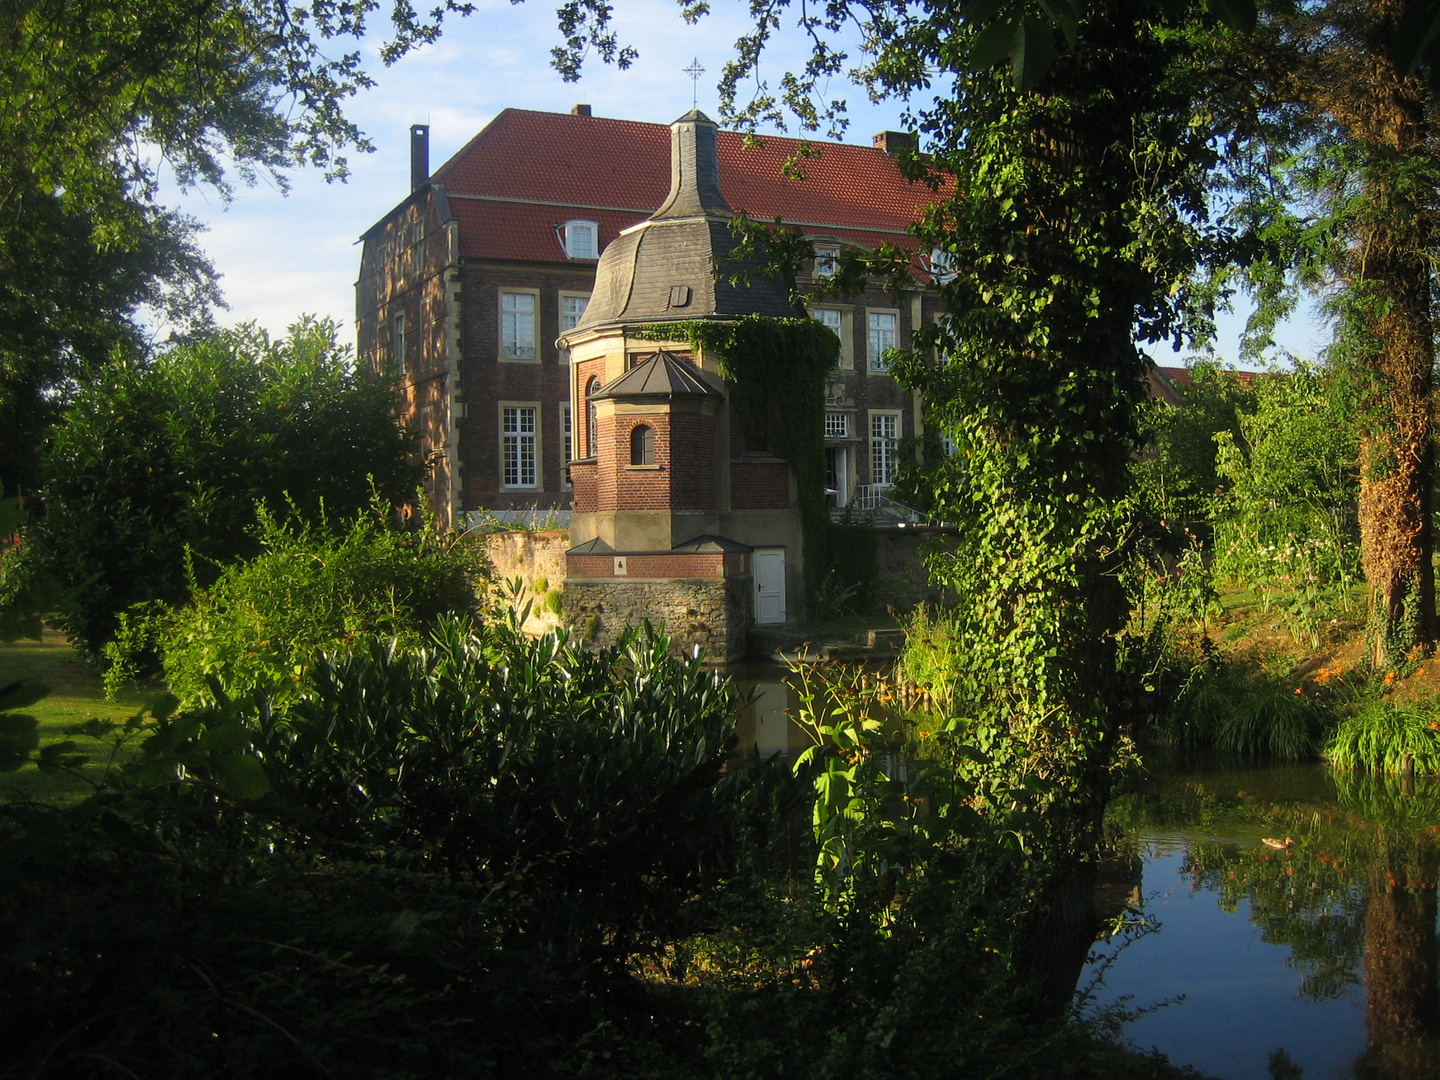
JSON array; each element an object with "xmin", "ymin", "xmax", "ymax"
[{"xmin": 1324, "ymin": 699, "xmax": 1440, "ymax": 774}]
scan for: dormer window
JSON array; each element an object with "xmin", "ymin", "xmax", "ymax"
[
  {"xmin": 563, "ymin": 220, "xmax": 599, "ymax": 260},
  {"xmin": 928, "ymin": 247, "xmax": 959, "ymax": 285},
  {"xmin": 814, "ymin": 246, "xmax": 840, "ymax": 277}
]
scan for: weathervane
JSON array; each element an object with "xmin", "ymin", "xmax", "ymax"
[{"xmin": 683, "ymin": 57, "xmax": 705, "ymax": 108}]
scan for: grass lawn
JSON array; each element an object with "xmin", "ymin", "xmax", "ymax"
[{"xmin": 1, "ymin": 632, "xmax": 156, "ymax": 803}]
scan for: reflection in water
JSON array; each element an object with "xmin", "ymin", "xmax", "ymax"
[{"xmin": 1093, "ymin": 763, "xmax": 1440, "ymax": 1080}]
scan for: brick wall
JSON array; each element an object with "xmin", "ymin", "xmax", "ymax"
[
  {"xmin": 458, "ymin": 264, "xmax": 595, "ymax": 510},
  {"xmin": 669, "ymin": 412, "xmax": 715, "ymax": 509},
  {"xmin": 730, "ymin": 459, "xmax": 791, "ymax": 509},
  {"xmin": 569, "ymin": 458, "xmax": 597, "ymax": 512},
  {"xmin": 569, "ymin": 552, "xmax": 728, "ymax": 579}
]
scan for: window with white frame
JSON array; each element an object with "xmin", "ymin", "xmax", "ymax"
[
  {"xmin": 501, "ymin": 405, "xmax": 538, "ymax": 488},
  {"xmin": 939, "ymin": 428, "xmax": 957, "ymax": 457},
  {"xmin": 392, "ymin": 313, "xmax": 406, "ymax": 378},
  {"xmin": 814, "ymin": 246, "xmax": 839, "ymax": 277},
  {"xmin": 500, "ymin": 292, "xmax": 537, "ymax": 360},
  {"xmin": 825, "ymin": 411, "xmax": 849, "ymax": 439},
  {"xmin": 871, "ymin": 412, "xmax": 899, "ymax": 486},
  {"xmin": 561, "ymin": 403, "xmax": 572, "ymax": 487},
  {"xmin": 561, "ymin": 294, "xmax": 589, "ymax": 334},
  {"xmin": 813, "ymin": 307, "xmax": 841, "ymax": 336},
  {"xmin": 868, "ymin": 311, "xmax": 897, "ymax": 372},
  {"xmin": 563, "ymin": 220, "xmax": 599, "ymax": 259}
]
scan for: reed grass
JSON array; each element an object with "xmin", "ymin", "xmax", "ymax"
[{"xmin": 1323, "ymin": 699, "xmax": 1440, "ymax": 774}]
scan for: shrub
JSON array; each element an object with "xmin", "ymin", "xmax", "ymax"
[
  {"xmin": 152, "ymin": 503, "xmax": 487, "ymax": 703},
  {"xmin": 1325, "ymin": 699, "xmax": 1440, "ymax": 774},
  {"xmin": 33, "ymin": 318, "xmax": 420, "ymax": 653}
]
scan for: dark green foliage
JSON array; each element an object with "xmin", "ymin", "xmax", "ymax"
[
  {"xmin": 1, "ymin": 0, "xmax": 476, "ymax": 492},
  {"xmin": 0, "ymin": 616, "xmax": 800, "ymax": 1077},
  {"xmin": 33, "ymin": 318, "xmax": 420, "ymax": 654},
  {"xmin": 1135, "ymin": 362, "xmax": 1257, "ymax": 527},
  {"xmin": 147, "ymin": 504, "xmax": 486, "ymax": 703},
  {"xmin": 129, "ymin": 617, "xmax": 767, "ymax": 974}
]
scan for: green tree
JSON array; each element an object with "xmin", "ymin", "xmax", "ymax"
[
  {"xmin": 0, "ymin": 0, "xmax": 475, "ymax": 496},
  {"xmin": 1136, "ymin": 362, "xmax": 1259, "ymax": 528},
  {"xmin": 1212, "ymin": 0, "xmax": 1440, "ymax": 664},
  {"xmin": 33, "ymin": 317, "xmax": 419, "ymax": 654}
]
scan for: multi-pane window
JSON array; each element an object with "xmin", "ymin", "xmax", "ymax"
[
  {"xmin": 561, "ymin": 294, "xmax": 589, "ymax": 333},
  {"xmin": 868, "ymin": 312, "xmax": 897, "ymax": 372},
  {"xmin": 561, "ymin": 403, "xmax": 573, "ymax": 487},
  {"xmin": 502, "ymin": 406, "xmax": 538, "ymax": 488},
  {"xmin": 825, "ymin": 412, "xmax": 849, "ymax": 439},
  {"xmin": 564, "ymin": 220, "xmax": 599, "ymax": 259},
  {"xmin": 814, "ymin": 246, "xmax": 839, "ymax": 277},
  {"xmin": 501, "ymin": 292, "xmax": 537, "ymax": 359},
  {"xmin": 630, "ymin": 424, "xmax": 655, "ymax": 466},
  {"xmin": 585, "ymin": 377, "xmax": 601, "ymax": 456},
  {"xmin": 871, "ymin": 413, "xmax": 898, "ymax": 486},
  {"xmin": 814, "ymin": 307, "xmax": 841, "ymax": 336},
  {"xmin": 392, "ymin": 313, "xmax": 406, "ymax": 378}
]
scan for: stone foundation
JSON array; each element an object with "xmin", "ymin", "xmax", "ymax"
[
  {"xmin": 479, "ymin": 529, "xmax": 571, "ymax": 635},
  {"xmin": 564, "ymin": 576, "xmax": 752, "ymax": 663}
]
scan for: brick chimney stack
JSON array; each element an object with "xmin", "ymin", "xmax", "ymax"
[
  {"xmin": 872, "ymin": 130, "xmax": 916, "ymax": 155},
  {"xmin": 410, "ymin": 124, "xmax": 430, "ymax": 191}
]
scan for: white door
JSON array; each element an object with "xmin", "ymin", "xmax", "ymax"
[{"xmin": 753, "ymin": 548, "xmax": 787, "ymax": 625}]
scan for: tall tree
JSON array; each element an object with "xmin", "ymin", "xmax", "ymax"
[
  {"xmin": 0, "ymin": 0, "xmax": 475, "ymax": 496},
  {"xmin": 1219, "ymin": 0, "xmax": 1440, "ymax": 664},
  {"xmin": 33, "ymin": 317, "xmax": 419, "ymax": 654}
]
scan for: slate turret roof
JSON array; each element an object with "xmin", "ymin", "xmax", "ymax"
[{"xmin": 571, "ymin": 110, "xmax": 798, "ymax": 334}]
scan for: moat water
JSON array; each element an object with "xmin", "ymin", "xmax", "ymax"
[{"xmin": 732, "ymin": 670, "xmax": 1440, "ymax": 1080}]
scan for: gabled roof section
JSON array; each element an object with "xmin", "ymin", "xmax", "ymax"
[
  {"xmin": 671, "ymin": 534, "xmax": 753, "ymax": 554},
  {"xmin": 427, "ymin": 108, "xmax": 946, "ymax": 263},
  {"xmin": 590, "ymin": 350, "xmax": 723, "ymax": 400}
]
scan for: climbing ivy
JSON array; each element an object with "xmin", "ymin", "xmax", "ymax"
[{"xmin": 633, "ymin": 316, "xmax": 843, "ymax": 601}]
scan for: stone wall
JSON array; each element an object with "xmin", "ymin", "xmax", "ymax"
[
  {"xmin": 872, "ymin": 526, "xmax": 958, "ymax": 612},
  {"xmin": 564, "ymin": 576, "xmax": 751, "ymax": 663},
  {"xmin": 480, "ymin": 529, "xmax": 571, "ymax": 635}
]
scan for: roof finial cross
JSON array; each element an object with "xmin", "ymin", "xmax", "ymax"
[{"xmin": 683, "ymin": 57, "xmax": 705, "ymax": 108}]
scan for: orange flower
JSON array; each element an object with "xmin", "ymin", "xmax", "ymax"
[
  {"xmin": 1295, "ymin": 687, "xmax": 1304, "ymax": 695},
  {"xmin": 1385, "ymin": 671, "xmax": 1398, "ymax": 686}
]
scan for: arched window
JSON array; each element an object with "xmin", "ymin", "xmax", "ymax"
[
  {"xmin": 630, "ymin": 424, "xmax": 655, "ymax": 466},
  {"xmin": 585, "ymin": 377, "xmax": 601, "ymax": 456}
]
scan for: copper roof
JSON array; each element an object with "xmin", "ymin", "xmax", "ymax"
[{"xmin": 590, "ymin": 350, "xmax": 723, "ymax": 400}]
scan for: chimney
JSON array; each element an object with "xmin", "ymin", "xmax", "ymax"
[
  {"xmin": 651, "ymin": 109, "xmax": 731, "ymax": 220},
  {"xmin": 572, "ymin": 104, "xmax": 592, "ymax": 116},
  {"xmin": 410, "ymin": 124, "xmax": 430, "ymax": 192},
  {"xmin": 872, "ymin": 130, "xmax": 916, "ymax": 155}
]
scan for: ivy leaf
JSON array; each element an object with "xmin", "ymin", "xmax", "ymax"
[
  {"xmin": 213, "ymin": 753, "xmax": 271, "ymax": 801},
  {"xmin": 968, "ymin": 19, "xmax": 1020, "ymax": 73},
  {"xmin": 1014, "ymin": 16, "xmax": 1057, "ymax": 92},
  {"xmin": 1037, "ymin": 0, "xmax": 1079, "ymax": 50}
]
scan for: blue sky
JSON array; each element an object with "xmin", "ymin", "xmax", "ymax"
[{"xmin": 161, "ymin": 0, "xmax": 1324, "ymax": 368}]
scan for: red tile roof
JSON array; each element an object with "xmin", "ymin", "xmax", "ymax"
[{"xmin": 430, "ymin": 109, "xmax": 947, "ymax": 264}]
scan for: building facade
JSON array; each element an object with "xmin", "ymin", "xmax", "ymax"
[{"xmin": 356, "ymin": 106, "xmax": 950, "ymax": 528}]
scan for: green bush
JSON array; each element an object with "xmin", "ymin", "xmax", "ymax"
[
  {"xmin": 151, "ymin": 503, "xmax": 486, "ymax": 703},
  {"xmin": 1325, "ymin": 699, "xmax": 1440, "ymax": 774},
  {"xmin": 33, "ymin": 318, "xmax": 420, "ymax": 654}
]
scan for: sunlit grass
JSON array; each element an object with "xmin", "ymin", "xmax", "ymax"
[{"xmin": 0, "ymin": 633, "xmax": 152, "ymax": 803}]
